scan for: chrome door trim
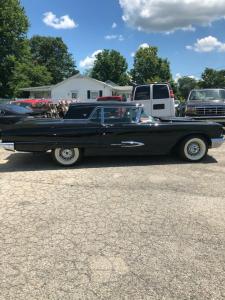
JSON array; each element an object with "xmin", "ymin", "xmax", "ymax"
[{"xmin": 111, "ymin": 141, "xmax": 145, "ymax": 148}]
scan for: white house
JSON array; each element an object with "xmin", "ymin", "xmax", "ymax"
[{"xmin": 20, "ymin": 74, "xmax": 132, "ymax": 102}]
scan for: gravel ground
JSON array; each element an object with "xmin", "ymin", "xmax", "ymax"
[{"xmin": 0, "ymin": 146, "xmax": 225, "ymax": 300}]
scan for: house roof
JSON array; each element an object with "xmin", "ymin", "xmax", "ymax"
[
  {"xmin": 20, "ymin": 74, "xmax": 132, "ymax": 92},
  {"xmin": 20, "ymin": 85, "xmax": 54, "ymax": 92}
]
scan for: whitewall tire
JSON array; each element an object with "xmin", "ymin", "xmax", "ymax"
[
  {"xmin": 180, "ymin": 137, "xmax": 208, "ymax": 162},
  {"xmin": 52, "ymin": 147, "xmax": 82, "ymax": 166}
]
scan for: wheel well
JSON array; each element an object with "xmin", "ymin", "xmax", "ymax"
[{"xmin": 171, "ymin": 134, "xmax": 211, "ymax": 153}]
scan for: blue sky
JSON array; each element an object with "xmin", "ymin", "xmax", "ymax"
[{"xmin": 21, "ymin": 0, "xmax": 225, "ymax": 80}]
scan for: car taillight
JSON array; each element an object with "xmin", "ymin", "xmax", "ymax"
[{"xmin": 169, "ymin": 90, "xmax": 174, "ymax": 98}]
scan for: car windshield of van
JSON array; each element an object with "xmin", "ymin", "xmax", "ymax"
[{"xmin": 189, "ymin": 90, "xmax": 225, "ymax": 101}]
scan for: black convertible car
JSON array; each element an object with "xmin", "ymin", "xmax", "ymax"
[{"xmin": 0, "ymin": 102, "xmax": 224, "ymax": 166}]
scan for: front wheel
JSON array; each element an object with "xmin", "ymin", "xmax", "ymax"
[
  {"xmin": 52, "ymin": 147, "xmax": 82, "ymax": 166},
  {"xmin": 179, "ymin": 136, "xmax": 208, "ymax": 162}
]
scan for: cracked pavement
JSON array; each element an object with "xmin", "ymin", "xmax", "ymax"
[{"xmin": 0, "ymin": 147, "xmax": 225, "ymax": 299}]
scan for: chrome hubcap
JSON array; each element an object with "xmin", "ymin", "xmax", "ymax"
[
  {"xmin": 187, "ymin": 142, "xmax": 200, "ymax": 156},
  {"xmin": 60, "ymin": 149, "xmax": 74, "ymax": 160}
]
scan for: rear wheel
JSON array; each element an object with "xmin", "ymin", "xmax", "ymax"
[
  {"xmin": 52, "ymin": 147, "xmax": 82, "ymax": 166},
  {"xmin": 179, "ymin": 136, "xmax": 208, "ymax": 162}
]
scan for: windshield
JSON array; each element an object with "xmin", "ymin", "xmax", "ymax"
[
  {"xmin": 4, "ymin": 104, "xmax": 32, "ymax": 114},
  {"xmin": 189, "ymin": 90, "xmax": 225, "ymax": 101}
]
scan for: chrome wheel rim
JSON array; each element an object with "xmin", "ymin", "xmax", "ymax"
[
  {"xmin": 54, "ymin": 148, "xmax": 80, "ymax": 166},
  {"xmin": 184, "ymin": 138, "xmax": 206, "ymax": 161}
]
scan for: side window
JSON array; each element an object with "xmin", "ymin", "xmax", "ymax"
[
  {"xmin": 65, "ymin": 107, "xmax": 94, "ymax": 119},
  {"xmin": 134, "ymin": 86, "xmax": 150, "ymax": 101},
  {"xmin": 90, "ymin": 108, "xmax": 102, "ymax": 122},
  {"xmin": 153, "ymin": 85, "xmax": 169, "ymax": 99},
  {"xmin": 103, "ymin": 107, "xmax": 138, "ymax": 124}
]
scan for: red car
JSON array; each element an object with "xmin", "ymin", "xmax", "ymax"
[
  {"xmin": 97, "ymin": 96, "xmax": 126, "ymax": 102},
  {"xmin": 13, "ymin": 99, "xmax": 52, "ymax": 109}
]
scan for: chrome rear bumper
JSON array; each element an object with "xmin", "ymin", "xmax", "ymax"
[
  {"xmin": 0, "ymin": 141, "xmax": 15, "ymax": 151},
  {"xmin": 211, "ymin": 137, "xmax": 225, "ymax": 148}
]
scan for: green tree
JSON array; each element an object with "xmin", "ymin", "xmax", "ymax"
[
  {"xmin": 199, "ymin": 68, "xmax": 225, "ymax": 88},
  {"xmin": 10, "ymin": 60, "xmax": 52, "ymax": 97},
  {"xmin": 29, "ymin": 36, "xmax": 78, "ymax": 84},
  {"xmin": 177, "ymin": 76, "xmax": 198, "ymax": 100},
  {"xmin": 91, "ymin": 50, "xmax": 129, "ymax": 85},
  {"xmin": 0, "ymin": 0, "xmax": 29, "ymax": 97},
  {"xmin": 130, "ymin": 46, "xmax": 172, "ymax": 84}
]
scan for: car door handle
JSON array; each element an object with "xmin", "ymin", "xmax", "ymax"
[{"xmin": 102, "ymin": 124, "xmax": 114, "ymax": 128}]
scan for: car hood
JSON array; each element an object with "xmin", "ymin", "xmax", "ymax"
[{"xmin": 187, "ymin": 101, "xmax": 225, "ymax": 106}]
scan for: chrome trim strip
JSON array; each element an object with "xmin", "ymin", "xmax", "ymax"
[
  {"xmin": 0, "ymin": 141, "xmax": 15, "ymax": 151},
  {"xmin": 111, "ymin": 141, "xmax": 145, "ymax": 148},
  {"xmin": 211, "ymin": 137, "xmax": 225, "ymax": 148}
]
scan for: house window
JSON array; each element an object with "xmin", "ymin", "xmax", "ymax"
[
  {"xmin": 90, "ymin": 91, "xmax": 99, "ymax": 100},
  {"xmin": 71, "ymin": 91, "xmax": 79, "ymax": 99}
]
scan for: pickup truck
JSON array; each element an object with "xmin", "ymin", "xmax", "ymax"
[{"xmin": 184, "ymin": 89, "xmax": 225, "ymax": 124}]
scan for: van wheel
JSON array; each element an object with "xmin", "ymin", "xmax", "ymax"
[
  {"xmin": 179, "ymin": 136, "xmax": 208, "ymax": 162},
  {"xmin": 52, "ymin": 147, "xmax": 82, "ymax": 166}
]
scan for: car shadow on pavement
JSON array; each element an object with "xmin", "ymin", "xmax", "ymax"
[{"xmin": 0, "ymin": 152, "xmax": 218, "ymax": 173}]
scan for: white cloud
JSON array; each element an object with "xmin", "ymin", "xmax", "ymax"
[
  {"xmin": 104, "ymin": 34, "xmax": 124, "ymax": 41},
  {"xmin": 131, "ymin": 43, "xmax": 149, "ymax": 57},
  {"xmin": 112, "ymin": 22, "xmax": 117, "ymax": 29},
  {"xmin": 79, "ymin": 50, "xmax": 103, "ymax": 69},
  {"xmin": 138, "ymin": 43, "xmax": 149, "ymax": 49},
  {"xmin": 175, "ymin": 73, "xmax": 199, "ymax": 82},
  {"xmin": 43, "ymin": 12, "xmax": 77, "ymax": 29},
  {"xmin": 119, "ymin": 0, "xmax": 225, "ymax": 33},
  {"xmin": 186, "ymin": 36, "xmax": 225, "ymax": 52}
]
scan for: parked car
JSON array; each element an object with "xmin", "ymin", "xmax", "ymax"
[
  {"xmin": 132, "ymin": 83, "xmax": 175, "ymax": 117},
  {"xmin": 97, "ymin": 96, "xmax": 125, "ymax": 102},
  {"xmin": 183, "ymin": 89, "xmax": 225, "ymax": 124},
  {"xmin": 0, "ymin": 104, "xmax": 41, "ymax": 134},
  {"xmin": 0, "ymin": 102, "xmax": 224, "ymax": 166}
]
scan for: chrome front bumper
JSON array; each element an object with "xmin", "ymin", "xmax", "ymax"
[
  {"xmin": 211, "ymin": 137, "xmax": 225, "ymax": 148},
  {"xmin": 0, "ymin": 141, "xmax": 15, "ymax": 151}
]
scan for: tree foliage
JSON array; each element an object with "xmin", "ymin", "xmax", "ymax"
[
  {"xmin": 177, "ymin": 76, "xmax": 198, "ymax": 100},
  {"xmin": 29, "ymin": 36, "xmax": 78, "ymax": 84},
  {"xmin": 199, "ymin": 68, "xmax": 225, "ymax": 88},
  {"xmin": 130, "ymin": 46, "xmax": 171, "ymax": 84},
  {"xmin": 11, "ymin": 60, "xmax": 52, "ymax": 97},
  {"xmin": 91, "ymin": 50, "xmax": 129, "ymax": 85},
  {"xmin": 0, "ymin": 0, "xmax": 29, "ymax": 97}
]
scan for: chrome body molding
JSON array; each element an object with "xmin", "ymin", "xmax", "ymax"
[
  {"xmin": 0, "ymin": 141, "xmax": 15, "ymax": 151},
  {"xmin": 111, "ymin": 141, "xmax": 145, "ymax": 148},
  {"xmin": 211, "ymin": 137, "xmax": 225, "ymax": 148}
]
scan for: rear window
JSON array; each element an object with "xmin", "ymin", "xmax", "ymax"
[
  {"xmin": 134, "ymin": 86, "xmax": 150, "ymax": 100},
  {"xmin": 153, "ymin": 85, "xmax": 169, "ymax": 99},
  {"xmin": 65, "ymin": 106, "xmax": 94, "ymax": 119}
]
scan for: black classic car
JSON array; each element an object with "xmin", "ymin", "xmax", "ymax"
[{"xmin": 0, "ymin": 102, "xmax": 224, "ymax": 166}]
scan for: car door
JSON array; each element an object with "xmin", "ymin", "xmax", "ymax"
[
  {"xmin": 133, "ymin": 85, "xmax": 152, "ymax": 116},
  {"xmin": 98, "ymin": 106, "xmax": 154, "ymax": 155},
  {"xmin": 152, "ymin": 84, "xmax": 174, "ymax": 117}
]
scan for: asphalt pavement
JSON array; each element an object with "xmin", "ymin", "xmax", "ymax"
[{"xmin": 0, "ymin": 147, "xmax": 225, "ymax": 299}]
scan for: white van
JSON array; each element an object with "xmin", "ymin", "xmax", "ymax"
[{"xmin": 132, "ymin": 83, "xmax": 175, "ymax": 117}]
